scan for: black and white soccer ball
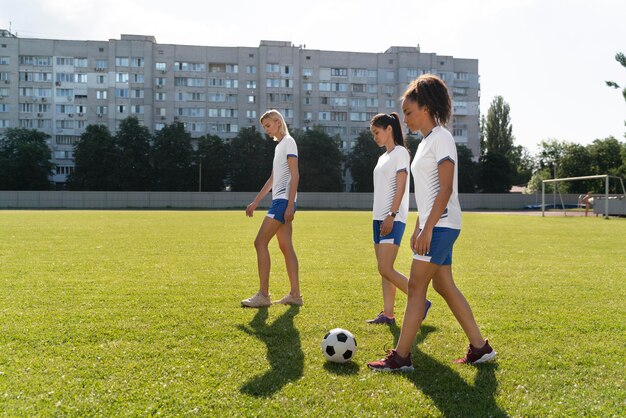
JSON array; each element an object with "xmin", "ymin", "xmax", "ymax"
[{"xmin": 322, "ymin": 328, "xmax": 357, "ymax": 363}]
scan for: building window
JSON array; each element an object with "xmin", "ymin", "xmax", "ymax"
[
  {"xmin": 75, "ymin": 58, "xmax": 88, "ymax": 67},
  {"xmin": 115, "ymin": 57, "xmax": 129, "ymax": 67},
  {"xmin": 266, "ymin": 63, "xmax": 280, "ymax": 73},
  {"xmin": 155, "ymin": 62, "xmax": 167, "ymax": 71},
  {"xmin": 0, "ymin": 56, "xmax": 10, "ymax": 65},
  {"xmin": 116, "ymin": 73, "xmax": 129, "ymax": 83},
  {"xmin": 246, "ymin": 65, "xmax": 256, "ymax": 74},
  {"xmin": 115, "ymin": 88, "xmax": 129, "ymax": 98},
  {"xmin": 131, "ymin": 57, "xmax": 144, "ymax": 67},
  {"xmin": 56, "ymin": 57, "xmax": 74, "ymax": 66},
  {"xmin": 331, "ymin": 68, "xmax": 347, "ymax": 77}
]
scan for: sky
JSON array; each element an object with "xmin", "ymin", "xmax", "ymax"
[{"xmin": 2, "ymin": 0, "xmax": 625, "ymax": 153}]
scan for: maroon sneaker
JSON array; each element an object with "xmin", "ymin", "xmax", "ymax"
[
  {"xmin": 368, "ymin": 349, "xmax": 414, "ymax": 372},
  {"xmin": 454, "ymin": 340, "xmax": 497, "ymax": 364},
  {"xmin": 366, "ymin": 311, "xmax": 396, "ymax": 325}
]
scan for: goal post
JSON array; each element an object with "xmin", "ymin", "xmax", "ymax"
[{"xmin": 541, "ymin": 174, "xmax": 626, "ymax": 219}]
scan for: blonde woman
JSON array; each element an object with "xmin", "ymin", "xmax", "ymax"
[{"xmin": 242, "ymin": 110, "xmax": 302, "ymax": 308}]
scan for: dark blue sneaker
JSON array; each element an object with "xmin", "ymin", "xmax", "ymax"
[{"xmin": 366, "ymin": 311, "xmax": 395, "ymax": 325}]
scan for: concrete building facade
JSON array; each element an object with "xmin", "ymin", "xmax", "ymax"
[{"xmin": 0, "ymin": 32, "xmax": 480, "ymax": 189}]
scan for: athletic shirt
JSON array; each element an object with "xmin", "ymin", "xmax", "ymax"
[
  {"xmin": 373, "ymin": 146, "xmax": 410, "ymax": 223},
  {"xmin": 272, "ymin": 134, "xmax": 298, "ymax": 201},
  {"xmin": 411, "ymin": 126, "xmax": 462, "ymax": 230}
]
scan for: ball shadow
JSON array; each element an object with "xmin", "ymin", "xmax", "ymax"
[{"xmin": 323, "ymin": 360, "xmax": 360, "ymax": 375}]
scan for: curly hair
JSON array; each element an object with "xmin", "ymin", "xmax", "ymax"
[{"xmin": 402, "ymin": 74, "xmax": 451, "ymax": 126}]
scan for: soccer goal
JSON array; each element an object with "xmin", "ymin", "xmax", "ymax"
[{"xmin": 541, "ymin": 174, "xmax": 626, "ymax": 219}]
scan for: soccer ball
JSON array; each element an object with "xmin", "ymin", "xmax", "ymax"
[{"xmin": 322, "ymin": 328, "xmax": 357, "ymax": 363}]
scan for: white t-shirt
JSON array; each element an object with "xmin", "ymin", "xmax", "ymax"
[
  {"xmin": 272, "ymin": 135, "xmax": 298, "ymax": 201},
  {"xmin": 373, "ymin": 146, "xmax": 410, "ymax": 223},
  {"xmin": 411, "ymin": 126, "xmax": 462, "ymax": 230}
]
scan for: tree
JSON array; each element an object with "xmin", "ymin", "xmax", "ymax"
[
  {"xmin": 477, "ymin": 152, "xmax": 513, "ymax": 193},
  {"xmin": 605, "ymin": 52, "xmax": 626, "ymax": 103},
  {"xmin": 67, "ymin": 124, "xmax": 117, "ymax": 190},
  {"xmin": 295, "ymin": 127, "xmax": 343, "ymax": 192},
  {"xmin": 196, "ymin": 134, "xmax": 227, "ymax": 191},
  {"xmin": 509, "ymin": 144, "xmax": 534, "ymax": 186},
  {"xmin": 588, "ymin": 137, "xmax": 622, "ymax": 176},
  {"xmin": 480, "ymin": 96, "xmax": 514, "ymax": 157},
  {"xmin": 227, "ymin": 127, "xmax": 275, "ymax": 192},
  {"xmin": 345, "ymin": 130, "xmax": 382, "ymax": 192},
  {"xmin": 478, "ymin": 96, "xmax": 517, "ymax": 192},
  {"xmin": 113, "ymin": 117, "xmax": 153, "ymax": 191},
  {"xmin": 558, "ymin": 143, "xmax": 593, "ymax": 193},
  {"xmin": 0, "ymin": 128, "xmax": 54, "ymax": 190},
  {"xmin": 151, "ymin": 122, "xmax": 195, "ymax": 191},
  {"xmin": 456, "ymin": 144, "xmax": 477, "ymax": 193}
]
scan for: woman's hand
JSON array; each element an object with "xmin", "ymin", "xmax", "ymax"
[
  {"xmin": 284, "ymin": 204, "xmax": 295, "ymax": 222},
  {"xmin": 414, "ymin": 228, "xmax": 432, "ymax": 256},
  {"xmin": 380, "ymin": 215, "xmax": 394, "ymax": 236},
  {"xmin": 245, "ymin": 201, "xmax": 258, "ymax": 217}
]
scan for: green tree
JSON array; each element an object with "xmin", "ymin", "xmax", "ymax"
[
  {"xmin": 588, "ymin": 137, "xmax": 622, "ymax": 176},
  {"xmin": 345, "ymin": 130, "xmax": 382, "ymax": 192},
  {"xmin": 151, "ymin": 122, "xmax": 195, "ymax": 191},
  {"xmin": 478, "ymin": 152, "xmax": 513, "ymax": 193},
  {"xmin": 295, "ymin": 127, "xmax": 343, "ymax": 192},
  {"xmin": 480, "ymin": 96, "xmax": 514, "ymax": 157},
  {"xmin": 196, "ymin": 134, "xmax": 227, "ymax": 191},
  {"xmin": 67, "ymin": 124, "xmax": 118, "ymax": 191},
  {"xmin": 478, "ymin": 96, "xmax": 517, "ymax": 192},
  {"xmin": 113, "ymin": 117, "xmax": 153, "ymax": 191},
  {"xmin": 456, "ymin": 144, "xmax": 477, "ymax": 193},
  {"xmin": 558, "ymin": 143, "xmax": 594, "ymax": 193},
  {"xmin": 605, "ymin": 52, "xmax": 626, "ymax": 103},
  {"xmin": 227, "ymin": 127, "xmax": 275, "ymax": 192},
  {"xmin": 0, "ymin": 128, "xmax": 54, "ymax": 190}
]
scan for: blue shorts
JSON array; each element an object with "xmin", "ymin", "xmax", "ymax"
[
  {"xmin": 413, "ymin": 227, "xmax": 460, "ymax": 265},
  {"xmin": 266, "ymin": 199, "xmax": 296, "ymax": 224},
  {"xmin": 373, "ymin": 220, "xmax": 406, "ymax": 246}
]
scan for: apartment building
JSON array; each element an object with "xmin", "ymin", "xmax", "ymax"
[{"xmin": 0, "ymin": 31, "xmax": 480, "ymax": 188}]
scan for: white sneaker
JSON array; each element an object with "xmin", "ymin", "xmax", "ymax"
[
  {"xmin": 241, "ymin": 292, "xmax": 271, "ymax": 308},
  {"xmin": 273, "ymin": 294, "xmax": 303, "ymax": 306}
]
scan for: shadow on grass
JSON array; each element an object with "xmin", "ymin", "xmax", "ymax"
[
  {"xmin": 237, "ymin": 305, "xmax": 303, "ymax": 397},
  {"xmin": 386, "ymin": 324, "xmax": 506, "ymax": 417},
  {"xmin": 323, "ymin": 360, "xmax": 360, "ymax": 375}
]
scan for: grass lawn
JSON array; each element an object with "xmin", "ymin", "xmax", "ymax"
[{"xmin": 0, "ymin": 210, "xmax": 624, "ymax": 417}]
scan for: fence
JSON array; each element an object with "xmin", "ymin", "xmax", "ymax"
[{"xmin": 0, "ymin": 191, "xmax": 582, "ymax": 210}]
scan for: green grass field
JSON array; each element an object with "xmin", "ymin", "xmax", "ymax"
[{"xmin": 0, "ymin": 210, "xmax": 624, "ymax": 417}]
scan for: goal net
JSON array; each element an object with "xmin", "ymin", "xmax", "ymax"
[{"xmin": 541, "ymin": 175, "xmax": 626, "ymax": 218}]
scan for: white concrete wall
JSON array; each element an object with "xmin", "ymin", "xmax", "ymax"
[{"xmin": 0, "ymin": 191, "xmax": 581, "ymax": 210}]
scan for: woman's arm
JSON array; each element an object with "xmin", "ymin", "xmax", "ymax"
[
  {"xmin": 283, "ymin": 156, "xmax": 299, "ymax": 222},
  {"xmin": 380, "ymin": 170, "xmax": 408, "ymax": 235},
  {"xmin": 414, "ymin": 160, "xmax": 454, "ymax": 255},
  {"xmin": 246, "ymin": 174, "xmax": 273, "ymax": 217}
]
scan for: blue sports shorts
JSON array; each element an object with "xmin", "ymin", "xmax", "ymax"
[
  {"xmin": 266, "ymin": 199, "xmax": 296, "ymax": 224},
  {"xmin": 413, "ymin": 227, "xmax": 460, "ymax": 265},
  {"xmin": 373, "ymin": 220, "xmax": 406, "ymax": 246}
]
